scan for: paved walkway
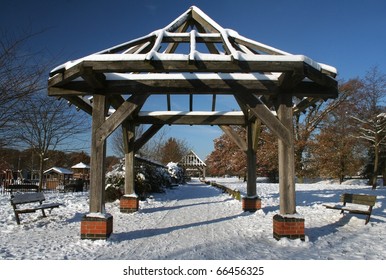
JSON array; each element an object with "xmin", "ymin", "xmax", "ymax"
[{"xmin": 105, "ymin": 180, "xmax": 256, "ymax": 259}]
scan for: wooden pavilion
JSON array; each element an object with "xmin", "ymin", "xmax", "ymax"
[
  {"xmin": 180, "ymin": 150, "xmax": 206, "ymax": 179},
  {"xmin": 48, "ymin": 6, "xmax": 338, "ymax": 240}
]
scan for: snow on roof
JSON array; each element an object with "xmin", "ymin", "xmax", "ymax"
[
  {"xmin": 44, "ymin": 167, "xmax": 73, "ymax": 175},
  {"xmin": 104, "ymin": 72, "xmax": 281, "ymax": 81},
  {"xmin": 49, "ymin": 6, "xmax": 337, "ymax": 77},
  {"xmin": 71, "ymin": 162, "xmax": 90, "ymax": 169}
]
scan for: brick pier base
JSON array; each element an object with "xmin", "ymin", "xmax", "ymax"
[
  {"xmin": 273, "ymin": 214, "xmax": 305, "ymax": 241},
  {"xmin": 242, "ymin": 196, "xmax": 262, "ymax": 212},
  {"xmin": 120, "ymin": 195, "xmax": 139, "ymax": 213},
  {"xmin": 80, "ymin": 213, "xmax": 113, "ymax": 240}
]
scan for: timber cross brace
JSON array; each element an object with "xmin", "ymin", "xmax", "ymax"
[{"xmin": 47, "ymin": 6, "xmax": 339, "ymax": 240}]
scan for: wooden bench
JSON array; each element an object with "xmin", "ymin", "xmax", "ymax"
[
  {"xmin": 323, "ymin": 193, "xmax": 377, "ymax": 225},
  {"xmin": 10, "ymin": 192, "xmax": 62, "ymax": 225},
  {"xmin": 5, "ymin": 184, "xmax": 39, "ymax": 194}
]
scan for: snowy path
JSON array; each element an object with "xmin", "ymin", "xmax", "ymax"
[{"xmin": 103, "ymin": 181, "xmax": 254, "ymax": 259}]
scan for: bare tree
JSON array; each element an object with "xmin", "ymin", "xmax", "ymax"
[
  {"xmin": 0, "ymin": 31, "xmax": 46, "ymax": 147},
  {"xmin": 352, "ymin": 66, "xmax": 386, "ymax": 188},
  {"xmin": 15, "ymin": 95, "xmax": 89, "ymax": 191},
  {"xmin": 111, "ymin": 125, "xmax": 145, "ymax": 158},
  {"xmin": 358, "ymin": 66, "xmax": 386, "ymax": 117},
  {"xmin": 111, "ymin": 124, "xmax": 170, "ymax": 162},
  {"xmin": 352, "ymin": 113, "xmax": 386, "ymax": 189}
]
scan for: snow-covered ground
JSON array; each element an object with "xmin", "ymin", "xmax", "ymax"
[{"xmin": 1, "ymin": 178, "xmax": 385, "ymax": 260}]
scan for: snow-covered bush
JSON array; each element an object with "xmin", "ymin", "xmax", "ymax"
[
  {"xmin": 135, "ymin": 164, "xmax": 172, "ymax": 200},
  {"xmin": 104, "ymin": 157, "xmax": 178, "ymax": 201},
  {"xmin": 167, "ymin": 162, "xmax": 185, "ymax": 184},
  {"xmin": 105, "ymin": 159, "xmax": 125, "ymax": 202}
]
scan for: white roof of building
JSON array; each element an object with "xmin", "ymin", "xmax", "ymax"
[
  {"xmin": 71, "ymin": 162, "xmax": 90, "ymax": 169},
  {"xmin": 44, "ymin": 167, "xmax": 73, "ymax": 175}
]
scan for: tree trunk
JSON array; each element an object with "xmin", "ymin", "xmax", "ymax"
[
  {"xmin": 372, "ymin": 141, "xmax": 379, "ymax": 189},
  {"xmin": 38, "ymin": 154, "xmax": 44, "ymax": 192}
]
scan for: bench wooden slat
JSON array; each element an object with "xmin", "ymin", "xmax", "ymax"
[
  {"xmin": 14, "ymin": 208, "xmax": 38, "ymax": 214},
  {"xmin": 11, "ymin": 193, "xmax": 45, "ymax": 204},
  {"xmin": 35, "ymin": 203, "xmax": 62, "ymax": 210},
  {"xmin": 323, "ymin": 204, "xmax": 343, "ymax": 210},
  {"xmin": 323, "ymin": 193, "xmax": 377, "ymax": 225},
  {"xmin": 340, "ymin": 193, "xmax": 376, "ymax": 206}
]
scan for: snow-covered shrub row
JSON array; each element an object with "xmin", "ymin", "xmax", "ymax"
[{"xmin": 105, "ymin": 158, "xmax": 185, "ymax": 201}]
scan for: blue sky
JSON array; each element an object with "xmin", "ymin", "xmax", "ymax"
[{"xmin": 2, "ymin": 0, "xmax": 386, "ymax": 160}]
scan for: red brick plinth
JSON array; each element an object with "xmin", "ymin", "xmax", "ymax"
[
  {"xmin": 81, "ymin": 214, "xmax": 113, "ymax": 240},
  {"xmin": 273, "ymin": 214, "xmax": 305, "ymax": 241},
  {"xmin": 120, "ymin": 195, "xmax": 139, "ymax": 213},
  {"xmin": 242, "ymin": 196, "xmax": 262, "ymax": 212}
]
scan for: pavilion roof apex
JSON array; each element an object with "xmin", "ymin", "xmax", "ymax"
[{"xmin": 49, "ymin": 5, "xmax": 337, "ymax": 78}]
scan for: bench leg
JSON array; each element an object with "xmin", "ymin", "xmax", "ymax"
[
  {"xmin": 41, "ymin": 209, "xmax": 47, "ymax": 217},
  {"xmin": 15, "ymin": 213, "xmax": 21, "ymax": 225}
]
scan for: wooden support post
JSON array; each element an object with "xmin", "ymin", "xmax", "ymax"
[
  {"xmin": 124, "ymin": 121, "xmax": 136, "ymax": 195},
  {"xmin": 273, "ymin": 93, "xmax": 305, "ymax": 241},
  {"xmin": 277, "ymin": 94, "xmax": 296, "ymax": 215},
  {"xmin": 120, "ymin": 121, "xmax": 139, "ymax": 213},
  {"xmin": 246, "ymin": 122, "xmax": 257, "ymax": 197},
  {"xmin": 242, "ymin": 122, "xmax": 261, "ymax": 212},
  {"xmin": 252, "ymin": 119, "xmax": 262, "ymax": 152},
  {"xmin": 89, "ymin": 94, "xmax": 107, "ymax": 214},
  {"xmin": 82, "ymin": 94, "xmax": 112, "ymax": 240}
]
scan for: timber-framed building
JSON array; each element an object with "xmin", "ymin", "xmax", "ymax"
[{"xmin": 48, "ymin": 6, "xmax": 339, "ymax": 240}]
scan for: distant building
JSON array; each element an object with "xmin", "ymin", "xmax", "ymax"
[
  {"xmin": 179, "ymin": 150, "xmax": 206, "ymax": 178},
  {"xmin": 71, "ymin": 162, "xmax": 90, "ymax": 180},
  {"xmin": 43, "ymin": 167, "xmax": 73, "ymax": 190}
]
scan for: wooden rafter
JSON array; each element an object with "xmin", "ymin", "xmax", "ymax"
[
  {"xmin": 136, "ymin": 111, "xmax": 245, "ymax": 125},
  {"xmin": 134, "ymin": 124, "xmax": 164, "ymax": 152},
  {"xmin": 235, "ymin": 92, "xmax": 291, "ymax": 147},
  {"xmin": 219, "ymin": 125, "xmax": 247, "ymax": 152},
  {"xmin": 96, "ymin": 94, "xmax": 149, "ymax": 142}
]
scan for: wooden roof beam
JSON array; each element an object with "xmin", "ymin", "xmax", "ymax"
[
  {"xmin": 47, "ymin": 56, "xmax": 316, "ymax": 75},
  {"xmin": 219, "ymin": 125, "xmax": 247, "ymax": 152},
  {"xmin": 134, "ymin": 124, "xmax": 164, "ymax": 152},
  {"xmin": 164, "ymin": 20, "xmax": 190, "ymax": 54},
  {"xmin": 96, "ymin": 94, "xmax": 149, "ymax": 142},
  {"xmin": 48, "ymin": 73, "xmax": 279, "ymax": 95},
  {"xmin": 135, "ymin": 111, "xmax": 246, "ymax": 125},
  {"xmin": 235, "ymin": 92, "xmax": 291, "ymax": 147},
  {"xmin": 81, "ymin": 67, "xmax": 106, "ymax": 89},
  {"xmin": 63, "ymin": 96, "xmax": 93, "ymax": 115},
  {"xmin": 278, "ymin": 70, "xmax": 305, "ymax": 90}
]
